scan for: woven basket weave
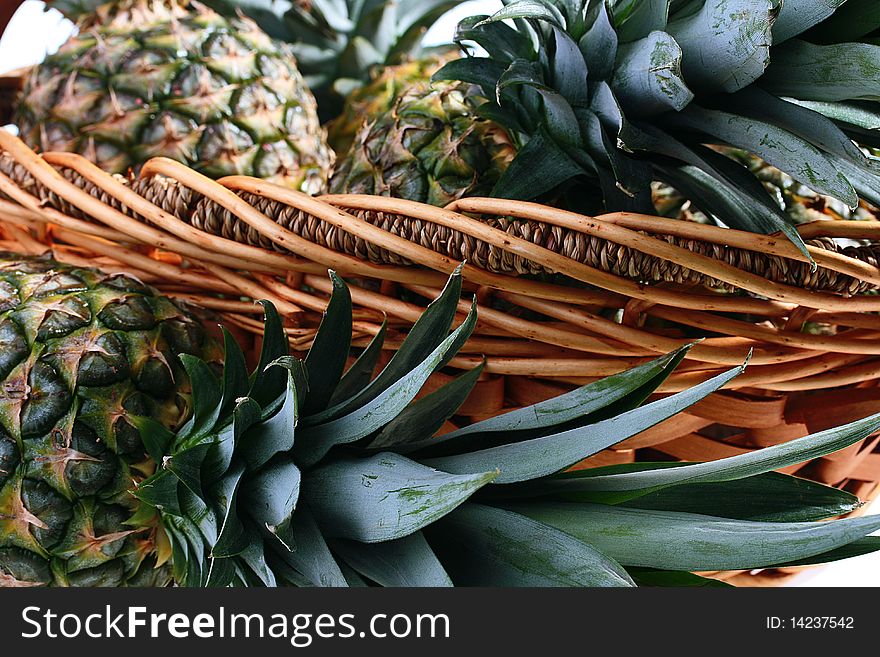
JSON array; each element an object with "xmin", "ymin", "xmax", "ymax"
[{"xmin": 1, "ymin": 117, "xmax": 879, "ymax": 584}]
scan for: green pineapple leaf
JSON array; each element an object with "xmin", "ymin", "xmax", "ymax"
[
  {"xmin": 611, "ymin": 0, "xmax": 671, "ymax": 43},
  {"xmin": 303, "ymin": 271, "xmax": 352, "ymax": 415},
  {"xmin": 330, "ymin": 531, "xmax": 453, "ymax": 587},
  {"xmin": 509, "ymin": 503, "xmax": 880, "ymax": 571},
  {"xmin": 429, "ymin": 503, "xmax": 635, "ymax": 586},
  {"xmin": 303, "ymin": 452, "xmax": 498, "ymax": 542},
  {"xmin": 771, "ymin": 536, "xmax": 880, "ymax": 567},
  {"xmin": 269, "ymin": 503, "xmax": 348, "ymax": 587},
  {"xmin": 412, "ymin": 344, "xmax": 691, "ymax": 456},
  {"xmin": 762, "ymin": 39, "xmax": 880, "ymax": 102},
  {"xmin": 802, "ymin": 0, "xmax": 880, "ymax": 43},
  {"xmin": 304, "ymin": 265, "xmax": 464, "ymax": 425},
  {"xmin": 367, "ymin": 363, "xmax": 485, "ymax": 451},
  {"xmin": 238, "ymin": 367, "xmax": 298, "ymax": 471},
  {"xmin": 772, "ymin": 0, "xmax": 848, "ymax": 43},
  {"xmin": 295, "ymin": 300, "xmax": 477, "ymax": 467},
  {"xmin": 219, "ymin": 327, "xmax": 250, "ymax": 416},
  {"xmin": 540, "ymin": 410, "xmax": 880, "ymax": 502},
  {"xmin": 421, "ymin": 361, "xmax": 745, "ymax": 484},
  {"xmin": 627, "ymin": 568, "xmax": 733, "ymax": 588},
  {"xmin": 249, "ymin": 300, "xmax": 289, "ymax": 409},
  {"xmin": 328, "ymin": 319, "xmax": 387, "ymax": 406}
]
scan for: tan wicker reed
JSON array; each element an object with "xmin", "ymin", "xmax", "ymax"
[{"xmin": 1, "ymin": 119, "xmax": 879, "ymax": 584}]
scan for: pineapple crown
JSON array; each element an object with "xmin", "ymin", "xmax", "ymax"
[
  {"xmin": 200, "ymin": 0, "xmax": 466, "ymax": 120},
  {"xmin": 435, "ymin": 0, "xmax": 880, "ymax": 260},
  {"xmin": 134, "ymin": 266, "xmax": 880, "ymax": 587}
]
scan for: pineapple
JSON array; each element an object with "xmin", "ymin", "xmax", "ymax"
[
  {"xmin": 15, "ymin": 0, "xmax": 334, "ymax": 192},
  {"xmin": 326, "ymin": 54, "xmax": 457, "ymax": 156},
  {"xmin": 436, "ymin": 0, "xmax": 880, "ymax": 255},
  {"xmin": 328, "ymin": 80, "xmax": 516, "ymax": 206},
  {"xmin": 0, "ymin": 254, "xmax": 220, "ymax": 587},
  {"xmin": 4, "ymin": 256, "xmax": 880, "ymax": 587},
  {"xmin": 203, "ymin": 0, "xmax": 468, "ymax": 122}
]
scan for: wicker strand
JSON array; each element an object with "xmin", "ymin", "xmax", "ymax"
[{"xmin": 1, "ymin": 152, "xmax": 876, "ymax": 295}]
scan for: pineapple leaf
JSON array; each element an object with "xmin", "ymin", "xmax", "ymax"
[
  {"xmin": 771, "ymin": 537, "xmax": 880, "ymax": 567},
  {"xmin": 330, "ymin": 531, "xmax": 453, "ymax": 586},
  {"xmin": 219, "ymin": 327, "xmax": 249, "ymax": 416},
  {"xmin": 761, "ymin": 39, "xmax": 880, "ymax": 102},
  {"xmin": 611, "ymin": 0, "xmax": 670, "ymax": 43},
  {"xmin": 165, "ymin": 442, "xmax": 212, "ymax": 499},
  {"xmin": 169, "ymin": 514, "xmax": 208, "ymax": 585},
  {"xmin": 131, "ymin": 416, "xmax": 175, "ymax": 465},
  {"xmin": 202, "ymin": 398, "xmax": 262, "ymax": 485},
  {"xmin": 619, "ymin": 471, "xmax": 862, "ymax": 522},
  {"xmin": 496, "ymin": 59, "xmax": 583, "ymax": 146},
  {"xmin": 492, "ymin": 127, "xmax": 586, "ymax": 200},
  {"xmin": 514, "ymin": 463, "xmax": 862, "ymax": 523},
  {"xmin": 249, "ymin": 301, "xmax": 289, "ymax": 408},
  {"xmin": 627, "ymin": 568, "xmax": 732, "ymax": 588},
  {"xmin": 303, "ymin": 452, "xmax": 498, "ymax": 542},
  {"xmin": 367, "ymin": 363, "xmax": 485, "ymax": 451},
  {"xmin": 668, "ymin": 106, "xmax": 859, "ymax": 208},
  {"xmin": 549, "ymin": 410, "xmax": 880, "ymax": 501},
  {"xmin": 180, "ymin": 484, "xmax": 218, "ymax": 546},
  {"xmin": 612, "ymin": 31, "xmax": 693, "ymax": 116},
  {"xmin": 477, "ymin": 0, "xmax": 566, "ymax": 29},
  {"xmin": 666, "ymin": 0, "xmax": 777, "ymax": 94},
  {"xmin": 789, "ymin": 99, "xmax": 880, "ymax": 132},
  {"xmin": 212, "ymin": 460, "xmax": 249, "ymax": 558},
  {"xmin": 421, "ymin": 361, "xmax": 745, "ymax": 484},
  {"xmin": 550, "ymin": 26, "xmax": 589, "ymax": 104},
  {"xmin": 241, "ymin": 456, "xmax": 301, "ymax": 539},
  {"xmin": 580, "ymin": 1, "xmax": 617, "ymax": 79},
  {"xmin": 509, "ymin": 502, "xmax": 880, "ymax": 571},
  {"xmin": 206, "ymin": 552, "xmax": 238, "ymax": 587},
  {"xmin": 294, "ymin": 299, "xmax": 477, "ymax": 467},
  {"xmin": 303, "ymin": 265, "xmax": 464, "ymax": 425},
  {"xmin": 164, "ymin": 517, "xmax": 195, "ymax": 585},
  {"xmin": 802, "ymin": 0, "xmax": 880, "ymax": 43},
  {"xmin": 414, "ymin": 345, "xmax": 691, "ymax": 453},
  {"xmin": 237, "ymin": 526, "xmax": 277, "ymax": 587},
  {"xmin": 432, "ymin": 57, "xmax": 508, "ymax": 96},
  {"xmin": 303, "ymin": 271, "xmax": 352, "ymax": 415},
  {"xmin": 176, "ymin": 355, "xmax": 222, "ymax": 442},
  {"xmin": 831, "ymin": 154, "xmax": 880, "ymax": 207},
  {"xmin": 428, "ymin": 503, "xmax": 635, "ymax": 586},
  {"xmin": 454, "ymin": 16, "xmax": 534, "ymax": 64},
  {"xmin": 772, "ymin": 0, "xmax": 847, "ymax": 44},
  {"xmin": 328, "ymin": 319, "xmax": 387, "ymax": 406},
  {"xmin": 268, "ymin": 503, "xmax": 348, "ymax": 587},
  {"xmin": 238, "ymin": 368, "xmax": 298, "ymax": 472},
  {"xmin": 132, "ymin": 469, "xmax": 183, "ymax": 516},
  {"xmin": 724, "ymin": 86, "xmax": 875, "ymax": 170}
]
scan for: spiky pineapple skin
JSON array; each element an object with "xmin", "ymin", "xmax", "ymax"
[
  {"xmin": 326, "ymin": 56, "xmax": 456, "ymax": 157},
  {"xmin": 15, "ymin": 0, "xmax": 334, "ymax": 192},
  {"xmin": 0, "ymin": 254, "xmax": 219, "ymax": 587},
  {"xmin": 329, "ymin": 80, "xmax": 516, "ymax": 207}
]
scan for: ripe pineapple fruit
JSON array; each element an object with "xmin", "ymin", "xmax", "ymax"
[
  {"xmin": 203, "ymin": 0, "xmax": 467, "ymax": 122},
  {"xmin": 0, "ymin": 254, "xmax": 220, "ymax": 587},
  {"xmin": 15, "ymin": 0, "xmax": 334, "ymax": 192},
  {"xmin": 328, "ymin": 79, "xmax": 516, "ymax": 206},
  {"xmin": 326, "ymin": 54, "xmax": 457, "ymax": 156},
  {"xmin": 4, "ymin": 256, "xmax": 880, "ymax": 587},
  {"xmin": 202, "ymin": 0, "xmax": 515, "ymax": 206}
]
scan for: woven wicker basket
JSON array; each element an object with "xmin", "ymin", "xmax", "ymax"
[{"xmin": 2, "ymin": 61, "xmax": 880, "ymax": 583}]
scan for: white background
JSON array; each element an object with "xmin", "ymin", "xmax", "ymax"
[{"xmin": 0, "ymin": 0, "xmax": 877, "ymax": 586}]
